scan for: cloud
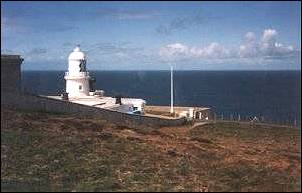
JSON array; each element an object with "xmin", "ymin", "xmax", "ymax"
[
  {"xmin": 262, "ymin": 28, "xmax": 277, "ymax": 43},
  {"xmin": 62, "ymin": 42, "xmax": 74, "ymax": 47},
  {"xmin": 1, "ymin": 16, "xmax": 77, "ymax": 38},
  {"xmin": 193, "ymin": 42, "xmax": 230, "ymax": 58},
  {"xmin": 239, "ymin": 32, "xmax": 259, "ymax": 58},
  {"xmin": 46, "ymin": 25, "xmax": 79, "ymax": 32},
  {"xmin": 1, "ymin": 49, "xmax": 14, "ymax": 54},
  {"xmin": 159, "ymin": 28, "xmax": 299, "ymax": 63},
  {"xmin": 156, "ymin": 10, "xmax": 216, "ymax": 35},
  {"xmin": 24, "ymin": 48, "xmax": 52, "ymax": 63},
  {"xmin": 240, "ymin": 28, "xmax": 298, "ymax": 59},
  {"xmin": 28, "ymin": 48, "xmax": 47, "ymax": 55},
  {"xmin": 159, "ymin": 43, "xmax": 189, "ymax": 60},
  {"xmin": 15, "ymin": 42, "xmax": 148, "ymax": 69},
  {"xmin": 159, "ymin": 42, "xmax": 230, "ymax": 61},
  {"xmin": 156, "ymin": 17, "xmax": 189, "ymax": 35},
  {"xmin": 95, "ymin": 9, "xmax": 161, "ymax": 20},
  {"xmin": 82, "ymin": 42, "xmax": 152, "ymax": 67},
  {"xmin": 86, "ymin": 42, "xmax": 141, "ymax": 57}
]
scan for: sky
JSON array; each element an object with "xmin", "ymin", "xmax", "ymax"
[{"xmin": 1, "ymin": 1, "xmax": 301, "ymax": 70}]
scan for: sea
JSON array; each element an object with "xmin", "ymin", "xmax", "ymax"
[{"xmin": 21, "ymin": 70, "xmax": 301, "ymax": 126}]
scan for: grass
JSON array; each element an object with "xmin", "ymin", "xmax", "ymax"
[{"xmin": 1, "ymin": 108, "xmax": 301, "ymax": 192}]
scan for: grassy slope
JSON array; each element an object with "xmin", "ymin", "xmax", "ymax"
[{"xmin": 1, "ymin": 108, "xmax": 301, "ymax": 192}]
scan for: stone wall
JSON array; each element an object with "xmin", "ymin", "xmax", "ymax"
[
  {"xmin": 1, "ymin": 92, "xmax": 187, "ymax": 128},
  {"xmin": 1, "ymin": 55, "xmax": 23, "ymax": 93}
]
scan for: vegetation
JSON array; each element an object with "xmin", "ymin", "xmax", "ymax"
[{"xmin": 1, "ymin": 108, "xmax": 301, "ymax": 192}]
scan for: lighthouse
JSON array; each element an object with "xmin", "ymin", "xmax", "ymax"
[
  {"xmin": 64, "ymin": 46, "xmax": 90, "ymax": 98},
  {"xmin": 42, "ymin": 44, "xmax": 147, "ymax": 114}
]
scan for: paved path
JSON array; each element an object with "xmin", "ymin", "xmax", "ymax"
[{"xmin": 191, "ymin": 121, "xmax": 210, "ymax": 129}]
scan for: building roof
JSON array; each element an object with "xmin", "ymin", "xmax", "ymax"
[
  {"xmin": 1, "ymin": 55, "xmax": 24, "ymax": 64},
  {"xmin": 44, "ymin": 95, "xmax": 146, "ymax": 110}
]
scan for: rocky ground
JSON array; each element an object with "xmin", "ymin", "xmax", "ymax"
[{"xmin": 1, "ymin": 108, "xmax": 301, "ymax": 192}]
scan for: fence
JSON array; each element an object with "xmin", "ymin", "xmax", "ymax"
[{"xmin": 211, "ymin": 112, "xmax": 300, "ymax": 127}]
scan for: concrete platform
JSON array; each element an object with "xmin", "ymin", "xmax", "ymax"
[{"xmin": 145, "ymin": 105, "xmax": 211, "ymax": 120}]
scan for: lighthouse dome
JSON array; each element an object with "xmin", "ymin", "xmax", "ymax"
[{"xmin": 68, "ymin": 46, "xmax": 86, "ymax": 61}]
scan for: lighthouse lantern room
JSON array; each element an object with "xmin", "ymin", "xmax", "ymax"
[{"xmin": 64, "ymin": 46, "xmax": 90, "ymax": 98}]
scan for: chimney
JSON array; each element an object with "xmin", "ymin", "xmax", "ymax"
[{"xmin": 115, "ymin": 95, "xmax": 122, "ymax": 105}]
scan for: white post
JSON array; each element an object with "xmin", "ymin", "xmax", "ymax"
[
  {"xmin": 294, "ymin": 118, "xmax": 297, "ymax": 126},
  {"xmin": 170, "ymin": 65, "xmax": 174, "ymax": 114}
]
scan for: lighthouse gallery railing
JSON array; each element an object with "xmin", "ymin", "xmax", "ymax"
[{"xmin": 65, "ymin": 72, "xmax": 89, "ymax": 77}]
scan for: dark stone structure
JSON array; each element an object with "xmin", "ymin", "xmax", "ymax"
[{"xmin": 1, "ymin": 55, "xmax": 24, "ymax": 93}]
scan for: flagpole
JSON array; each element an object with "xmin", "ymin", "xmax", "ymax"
[{"xmin": 170, "ymin": 64, "xmax": 174, "ymax": 114}]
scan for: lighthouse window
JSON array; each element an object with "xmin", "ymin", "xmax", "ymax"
[
  {"xmin": 79, "ymin": 60, "xmax": 86, "ymax": 72},
  {"xmin": 79, "ymin": 85, "xmax": 82, "ymax": 90}
]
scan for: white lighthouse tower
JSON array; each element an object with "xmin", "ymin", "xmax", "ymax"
[{"xmin": 64, "ymin": 46, "xmax": 90, "ymax": 98}]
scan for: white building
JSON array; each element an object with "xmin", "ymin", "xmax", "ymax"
[
  {"xmin": 47, "ymin": 45, "xmax": 146, "ymax": 114},
  {"xmin": 64, "ymin": 46, "xmax": 90, "ymax": 98}
]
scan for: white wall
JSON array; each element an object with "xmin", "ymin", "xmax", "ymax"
[
  {"xmin": 66, "ymin": 78, "xmax": 90, "ymax": 97},
  {"xmin": 68, "ymin": 60, "xmax": 81, "ymax": 75}
]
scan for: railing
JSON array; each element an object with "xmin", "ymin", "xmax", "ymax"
[
  {"xmin": 65, "ymin": 72, "xmax": 89, "ymax": 77},
  {"xmin": 211, "ymin": 112, "xmax": 300, "ymax": 127}
]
